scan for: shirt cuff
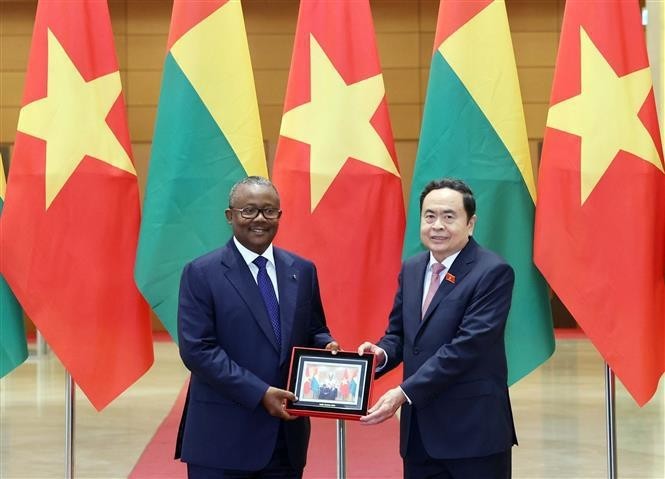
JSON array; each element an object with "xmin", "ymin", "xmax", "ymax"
[
  {"xmin": 398, "ymin": 386, "xmax": 412, "ymax": 405},
  {"xmin": 374, "ymin": 346, "xmax": 388, "ymax": 371}
]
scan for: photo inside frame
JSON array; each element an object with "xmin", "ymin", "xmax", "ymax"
[{"xmin": 286, "ymin": 348, "xmax": 375, "ymax": 419}]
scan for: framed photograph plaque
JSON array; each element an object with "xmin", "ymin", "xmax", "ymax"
[{"xmin": 286, "ymin": 347, "xmax": 375, "ymax": 420}]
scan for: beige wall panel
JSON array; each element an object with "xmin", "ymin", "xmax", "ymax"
[
  {"xmin": 131, "ymin": 142, "xmax": 152, "ymax": 203},
  {"xmin": 517, "ymin": 67, "xmax": 554, "ymax": 103},
  {"xmin": 115, "ymin": 34, "xmax": 128, "ymax": 72},
  {"xmin": 418, "ymin": 31, "xmax": 436, "ymax": 67},
  {"xmin": 127, "ymin": 34, "xmax": 167, "ymax": 71},
  {"xmin": 248, "ymin": 34, "xmax": 295, "ymax": 70},
  {"xmin": 0, "ymin": 106, "xmax": 19, "ymax": 143},
  {"xmin": 390, "ymin": 103, "xmax": 421, "ymax": 140},
  {"xmin": 244, "ymin": 0, "xmax": 299, "ymax": 35},
  {"xmin": 523, "ymin": 102, "xmax": 548, "ymax": 140},
  {"xmin": 254, "ymin": 69, "xmax": 288, "ymax": 106},
  {"xmin": 0, "ymin": 1, "xmax": 36, "ymax": 35},
  {"xmin": 127, "ymin": 105, "xmax": 156, "ymax": 143},
  {"xmin": 376, "ymin": 32, "xmax": 420, "ymax": 68},
  {"xmin": 418, "ymin": 0, "xmax": 439, "ymax": 33},
  {"xmin": 126, "ymin": 0, "xmax": 170, "ymax": 35},
  {"xmin": 126, "ymin": 70, "xmax": 162, "ymax": 107},
  {"xmin": 395, "ymin": 139, "xmax": 418, "ymax": 206},
  {"xmin": 108, "ymin": 0, "xmax": 127, "ymax": 36},
  {"xmin": 120, "ymin": 71, "xmax": 128, "ymax": 98},
  {"xmin": 373, "ymin": 0, "xmax": 419, "ymax": 33},
  {"xmin": 383, "ymin": 68, "xmax": 420, "ymax": 105},
  {"xmin": 0, "ymin": 35, "xmax": 31, "ymax": 71},
  {"xmin": 512, "ymin": 32, "xmax": 559, "ymax": 67},
  {"xmin": 259, "ymin": 104, "xmax": 284, "ymax": 147},
  {"xmin": 529, "ymin": 138, "xmax": 542, "ymax": 176},
  {"xmin": 419, "ymin": 67, "xmax": 431, "ymax": 103},
  {"xmin": 506, "ymin": 0, "xmax": 559, "ymax": 32},
  {"xmin": 0, "ymin": 71, "xmax": 24, "ymax": 107}
]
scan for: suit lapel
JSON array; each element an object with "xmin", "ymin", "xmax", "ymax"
[
  {"xmin": 405, "ymin": 253, "xmax": 429, "ymax": 338},
  {"xmin": 221, "ymin": 241, "xmax": 280, "ymax": 353},
  {"xmin": 420, "ymin": 238, "xmax": 478, "ymax": 329},
  {"xmin": 275, "ymin": 248, "xmax": 298, "ymax": 365}
]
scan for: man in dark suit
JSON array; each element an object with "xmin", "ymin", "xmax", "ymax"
[
  {"xmin": 176, "ymin": 176, "xmax": 338, "ymax": 478},
  {"xmin": 358, "ymin": 178, "xmax": 517, "ymax": 479}
]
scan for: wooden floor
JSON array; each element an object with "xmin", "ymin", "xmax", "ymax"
[{"xmin": 1, "ymin": 339, "xmax": 663, "ymax": 478}]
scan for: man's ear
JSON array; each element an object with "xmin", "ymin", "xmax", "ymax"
[
  {"xmin": 224, "ymin": 209, "xmax": 232, "ymax": 224},
  {"xmin": 468, "ymin": 214, "xmax": 477, "ymax": 235}
]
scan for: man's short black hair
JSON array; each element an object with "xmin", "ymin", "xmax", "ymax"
[
  {"xmin": 228, "ymin": 176, "xmax": 280, "ymax": 207},
  {"xmin": 419, "ymin": 178, "xmax": 476, "ymax": 220}
]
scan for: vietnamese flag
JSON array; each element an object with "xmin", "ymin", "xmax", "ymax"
[
  {"xmin": 534, "ymin": 0, "xmax": 665, "ymax": 406},
  {"xmin": 0, "ymin": 0, "xmax": 153, "ymax": 410},
  {"xmin": 272, "ymin": 0, "xmax": 405, "ymax": 397}
]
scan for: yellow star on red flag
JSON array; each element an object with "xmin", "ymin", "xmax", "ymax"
[
  {"xmin": 279, "ymin": 35, "xmax": 400, "ymax": 211},
  {"xmin": 546, "ymin": 27, "xmax": 663, "ymax": 204},
  {"xmin": 17, "ymin": 29, "xmax": 136, "ymax": 209}
]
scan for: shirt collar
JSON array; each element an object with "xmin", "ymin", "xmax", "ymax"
[
  {"xmin": 427, "ymin": 250, "xmax": 461, "ymax": 273},
  {"xmin": 233, "ymin": 237, "xmax": 276, "ymax": 268}
]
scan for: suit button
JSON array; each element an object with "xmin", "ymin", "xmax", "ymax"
[{"xmin": 413, "ymin": 347, "xmax": 420, "ymax": 355}]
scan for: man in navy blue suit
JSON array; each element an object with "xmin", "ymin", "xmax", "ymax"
[
  {"xmin": 358, "ymin": 178, "xmax": 517, "ymax": 479},
  {"xmin": 176, "ymin": 176, "xmax": 338, "ymax": 478}
]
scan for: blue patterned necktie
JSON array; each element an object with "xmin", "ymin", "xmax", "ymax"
[{"xmin": 253, "ymin": 256, "xmax": 281, "ymax": 346}]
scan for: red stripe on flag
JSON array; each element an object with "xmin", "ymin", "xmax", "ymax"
[
  {"xmin": 433, "ymin": 0, "xmax": 493, "ymax": 51},
  {"xmin": 166, "ymin": 0, "xmax": 228, "ymax": 51}
]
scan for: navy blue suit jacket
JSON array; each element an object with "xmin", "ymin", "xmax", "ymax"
[
  {"xmin": 377, "ymin": 237, "xmax": 518, "ymax": 460},
  {"xmin": 176, "ymin": 239, "xmax": 334, "ymax": 470}
]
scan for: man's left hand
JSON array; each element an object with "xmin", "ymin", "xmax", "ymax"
[{"xmin": 359, "ymin": 387, "xmax": 406, "ymax": 425}]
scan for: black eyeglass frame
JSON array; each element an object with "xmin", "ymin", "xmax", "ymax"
[{"xmin": 229, "ymin": 206, "xmax": 282, "ymax": 220}]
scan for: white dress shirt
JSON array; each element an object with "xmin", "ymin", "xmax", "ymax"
[{"xmin": 233, "ymin": 237, "xmax": 280, "ymax": 301}]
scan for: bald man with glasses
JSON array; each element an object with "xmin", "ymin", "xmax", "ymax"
[{"xmin": 176, "ymin": 176, "xmax": 339, "ymax": 478}]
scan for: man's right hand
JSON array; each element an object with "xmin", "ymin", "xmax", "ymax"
[
  {"xmin": 261, "ymin": 386, "xmax": 297, "ymax": 420},
  {"xmin": 357, "ymin": 342, "xmax": 386, "ymax": 371}
]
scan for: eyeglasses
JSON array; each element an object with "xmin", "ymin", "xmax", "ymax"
[{"xmin": 229, "ymin": 206, "xmax": 282, "ymax": 220}]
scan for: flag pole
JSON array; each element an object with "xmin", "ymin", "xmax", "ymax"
[
  {"xmin": 65, "ymin": 371, "xmax": 75, "ymax": 478},
  {"xmin": 604, "ymin": 363, "xmax": 617, "ymax": 479},
  {"xmin": 336, "ymin": 419, "xmax": 346, "ymax": 478},
  {"xmin": 36, "ymin": 331, "xmax": 49, "ymax": 358}
]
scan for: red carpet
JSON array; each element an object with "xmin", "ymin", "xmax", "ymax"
[
  {"xmin": 128, "ymin": 385, "xmax": 187, "ymax": 478},
  {"xmin": 130, "ymin": 331, "xmax": 582, "ymax": 477},
  {"xmin": 129, "ymin": 383, "xmax": 402, "ymax": 479}
]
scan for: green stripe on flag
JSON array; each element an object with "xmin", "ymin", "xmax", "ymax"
[
  {"xmin": 0, "ymin": 195, "xmax": 28, "ymax": 378},
  {"xmin": 406, "ymin": 52, "xmax": 554, "ymax": 384},
  {"xmin": 135, "ymin": 53, "xmax": 247, "ymax": 340}
]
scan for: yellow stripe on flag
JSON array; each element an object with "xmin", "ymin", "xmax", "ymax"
[
  {"xmin": 440, "ymin": 0, "xmax": 536, "ymax": 201},
  {"xmin": 171, "ymin": 0, "xmax": 267, "ymax": 177},
  {"xmin": 1, "ymin": 154, "xmax": 6, "ymax": 201}
]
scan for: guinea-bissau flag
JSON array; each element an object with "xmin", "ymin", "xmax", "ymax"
[
  {"xmin": 272, "ymin": 0, "xmax": 405, "ymax": 397},
  {"xmin": 0, "ymin": 0, "xmax": 153, "ymax": 410},
  {"xmin": 135, "ymin": 0, "xmax": 268, "ymax": 341},
  {"xmin": 0, "ymin": 154, "xmax": 27, "ymax": 379},
  {"xmin": 405, "ymin": 0, "xmax": 554, "ymax": 385},
  {"xmin": 534, "ymin": 0, "xmax": 665, "ymax": 406}
]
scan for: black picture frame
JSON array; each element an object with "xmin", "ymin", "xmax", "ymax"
[{"xmin": 286, "ymin": 347, "xmax": 375, "ymax": 420}]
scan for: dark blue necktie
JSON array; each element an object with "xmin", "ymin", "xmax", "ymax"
[{"xmin": 253, "ymin": 256, "xmax": 281, "ymax": 346}]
